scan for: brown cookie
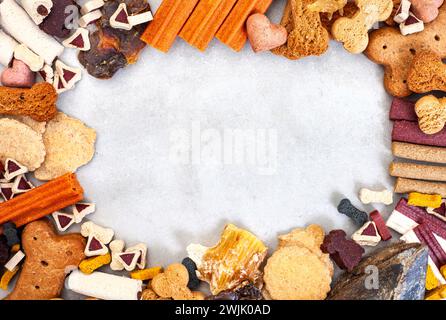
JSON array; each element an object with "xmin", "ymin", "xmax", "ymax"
[
  {"xmin": 365, "ymin": 4, "xmax": 446, "ymax": 97},
  {"xmin": 414, "ymin": 95, "xmax": 446, "ymax": 134},
  {"xmin": 6, "ymin": 219, "xmax": 85, "ymax": 300},
  {"xmin": 407, "ymin": 51, "xmax": 446, "ymax": 93},
  {"xmin": 272, "ymin": 0, "xmax": 329, "ymax": 60}
]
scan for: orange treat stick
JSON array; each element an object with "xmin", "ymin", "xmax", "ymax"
[
  {"xmin": 0, "ymin": 173, "xmax": 83, "ymax": 227},
  {"xmin": 179, "ymin": 0, "xmax": 238, "ymax": 51},
  {"xmin": 140, "ymin": 0, "xmax": 200, "ymax": 53},
  {"xmin": 216, "ymin": 0, "xmax": 272, "ymax": 52}
]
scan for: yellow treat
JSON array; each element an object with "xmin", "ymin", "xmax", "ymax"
[
  {"xmin": 426, "ymin": 285, "xmax": 446, "ymax": 300},
  {"xmin": 441, "ymin": 265, "xmax": 446, "ymax": 279},
  {"xmin": 426, "ymin": 265, "xmax": 440, "ymax": 291},
  {"xmin": 408, "ymin": 192, "xmax": 442, "ymax": 208},
  {"xmin": 79, "ymin": 253, "xmax": 111, "ymax": 274},
  {"xmin": 130, "ymin": 267, "xmax": 162, "ymax": 281},
  {"xmin": 0, "ymin": 268, "xmax": 19, "ymax": 290},
  {"xmin": 11, "ymin": 244, "xmax": 20, "ymax": 253}
]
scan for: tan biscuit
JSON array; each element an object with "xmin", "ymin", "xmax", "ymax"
[
  {"xmin": 394, "ymin": 177, "xmax": 446, "ymax": 197},
  {"xmin": 272, "ymin": 0, "xmax": 329, "ymax": 60},
  {"xmin": 413, "ymin": 95, "xmax": 446, "ymax": 134},
  {"xmin": 1, "ymin": 115, "xmax": 46, "ymax": 135},
  {"xmin": 307, "ymin": 0, "xmax": 347, "ymax": 15},
  {"xmin": 392, "ymin": 142, "xmax": 446, "ymax": 164},
  {"xmin": 7, "ymin": 219, "xmax": 85, "ymax": 300},
  {"xmin": 390, "ymin": 161, "xmax": 446, "ymax": 182},
  {"xmin": 408, "ymin": 51, "xmax": 446, "ymax": 93},
  {"xmin": 320, "ymin": 1, "xmax": 358, "ymax": 37},
  {"xmin": 365, "ymin": 5, "xmax": 446, "ymax": 97}
]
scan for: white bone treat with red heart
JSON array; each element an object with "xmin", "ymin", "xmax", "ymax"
[
  {"xmin": 0, "ymin": 0, "xmax": 63, "ymax": 65},
  {"xmin": 18, "ymin": 0, "xmax": 53, "ymax": 25},
  {"xmin": 0, "ymin": 30, "xmax": 18, "ymax": 67},
  {"xmin": 110, "ymin": 3, "xmax": 132, "ymax": 30}
]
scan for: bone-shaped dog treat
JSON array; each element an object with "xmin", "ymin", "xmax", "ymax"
[
  {"xmin": 414, "ymin": 95, "xmax": 446, "ymax": 135},
  {"xmin": 18, "ymin": 0, "xmax": 53, "ymax": 25},
  {"xmin": 307, "ymin": 0, "xmax": 347, "ymax": 14},
  {"xmin": 337, "ymin": 198, "xmax": 368, "ymax": 226},
  {"xmin": 6, "ymin": 220, "xmax": 85, "ymax": 300},
  {"xmin": 408, "ymin": 51, "xmax": 446, "ymax": 94},
  {"xmin": 359, "ymin": 188, "xmax": 393, "ymax": 205},
  {"xmin": 14, "ymin": 44, "xmax": 44, "ymax": 72},
  {"xmin": 411, "ymin": 0, "xmax": 444, "ymax": 23},
  {"xmin": 365, "ymin": 5, "xmax": 446, "ymax": 97},
  {"xmin": 0, "ymin": 83, "xmax": 57, "ymax": 122},
  {"xmin": 331, "ymin": 0, "xmax": 393, "ymax": 54},
  {"xmin": 0, "ymin": 30, "xmax": 18, "ymax": 67},
  {"xmin": 109, "ymin": 239, "xmax": 147, "ymax": 271}
]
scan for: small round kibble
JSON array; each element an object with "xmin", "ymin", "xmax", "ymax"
[{"xmin": 182, "ymin": 257, "xmax": 200, "ymax": 290}]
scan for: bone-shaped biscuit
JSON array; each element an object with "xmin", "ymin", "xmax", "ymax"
[
  {"xmin": 307, "ymin": 0, "xmax": 347, "ymax": 14},
  {"xmin": 359, "ymin": 188, "xmax": 393, "ymax": 205},
  {"xmin": 414, "ymin": 95, "xmax": 446, "ymax": 135},
  {"xmin": 408, "ymin": 51, "xmax": 446, "ymax": 93},
  {"xmin": 411, "ymin": 0, "xmax": 444, "ymax": 23},
  {"xmin": 365, "ymin": 4, "xmax": 446, "ymax": 97},
  {"xmin": 7, "ymin": 219, "xmax": 85, "ymax": 300},
  {"xmin": 331, "ymin": 0, "xmax": 393, "ymax": 54}
]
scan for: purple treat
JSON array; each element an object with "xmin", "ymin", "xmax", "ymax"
[
  {"xmin": 392, "ymin": 120, "xmax": 446, "ymax": 147},
  {"xmin": 389, "ymin": 98, "xmax": 417, "ymax": 121}
]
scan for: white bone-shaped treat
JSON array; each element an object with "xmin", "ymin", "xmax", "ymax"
[
  {"xmin": 0, "ymin": 30, "xmax": 18, "ymax": 67},
  {"xmin": 359, "ymin": 188, "xmax": 393, "ymax": 205},
  {"xmin": 351, "ymin": 221, "xmax": 381, "ymax": 246},
  {"xmin": 81, "ymin": 221, "xmax": 114, "ymax": 244},
  {"xmin": 14, "ymin": 44, "xmax": 44, "ymax": 72},
  {"xmin": 80, "ymin": 0, "xmax": 104, "ymax": 15},
  {"xmin": 18, "ymin": 0, "xmax": 53, "ymax": 25},
  {"xmin": 54, "ymin": 60, "xmax": 82, "ymax": 89},
  {"xmin": 79, "ymin": 10, "xmax": 102, "ymax": 28},
  {"xmin": 72, "ymin": 202, "xmax": 95, "ymax": 223},
  {"xmin": 0, "ymin": 0, "xmax": 63, "ymax": 65},
  {"xmin": 52, "ymin": 211, "xmax": 76, "ymax": 232},
  {"xmin": 85, "ymin": 234, "xmax": 109, "ymax": 257},
  {"xmin": 126, "ymin": 243, "xmax": 147, "ymax": 269},
  {"xmin": 110, "ymin": 239, "xmax": 126, "ymax": 271}
]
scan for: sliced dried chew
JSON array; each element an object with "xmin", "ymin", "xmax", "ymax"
[
  {"xmin": 216, "ymin": 0, "xmax": 273, "ymax": 52},
  {"xmin": 392, "ymin": 142, "xmax": 446, "ymax": 164},
  {"xmin": 179, "ymin": 0, "xmax": 238, "ymax": 51},
  {"xmin": 0, "ymin": 83, "xmax": 57, "ymax": 122},
  {"xmin": 35, "ymin": 113, "xmax": 96, "ymax": 181},
  {"xmin": 394, "ymin": 177, "xmax": 446, "ymax": 197},
  {"xmin": 0, "ymin": 173, "xmax": 84, "ymax": 227},
  {"xmin": 140, "ymin": 0, "xmax": 199, "ymax": 53},
  {"xmin": 408, "ymin": 51, "xmax": 446, "ymax": 93},
  {"xmin": 390, "ymin": 162, "xmax": 446, "ymax": 182}
]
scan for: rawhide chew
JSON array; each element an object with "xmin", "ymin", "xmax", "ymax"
[
  {"xmin": 359, "ymin": 188, "xmax": 393, "ymax": 205},
  {"xmin": 364, "ymin": 4, "xmax": 446, "ymax": 97},
  {"xmin": 178, "ymin": 0, "xmax": 238, "ymax": 52},
  {"xmin": 0, "ymin": 0, "xmax": 63, "ymax": 65},
  {"xmin": 337, "ymin": 198, "xmax": 368, "ymax": 226},
  {"xmin": 408, "ymin": 51, "xmax": 446, "ymax": 93},
  {"xmin": 216, "ymin": 0, "xmax": 273, "ymax": 52},
  {"xmin": 390, "ymin": 161, "xmax": 446, "ymax": 182},
  {"xmin": 18, "ymin": 0, "xmax": 53, "ymax": 25},
  {"xmin": 392, "ymin": 142, "xmax": 446, "ymax": 164},
  {"xmin": 414, "ymin": 95, "xmax": 446, "ymax": 135},
  {"xmin": 246, "ymin": 14, "xmax": 287, "ymax": 53},
  {"xmin": 187, "ymin": 223, "xmax": 267, "ymax": 295},
  {"xmin": 393, "ymin": 0, "xmax": 410, "ymax": 23},
  {"xmin": 411, "ymin": 0, "xmax": 444, "ymax": 23},
  {"xmin": 0, "ymin": 173, "xmax": 83, "ymax": 227},
  {"xmin": 39, "ymin": 0, "xmax": 75, "ymax": 39},
  {"xmin": 1, "ymin": 59, "xmax": 35, "ymax": 89},
  {"xmin": 408, "ymin": 192, "xmax": 442, "ymax": 208},
  {"xmin": 140, "ymin": 0, "xmax": 199, "ymax": 53},
  {"xmin": 395, "ymin": 177, "xmax": 446, "ymax": 198},
  {"xmin": 62, "ymin": 28, "xmax": 90, "ymax": 51},
  {"xmin": 14, "ymin": 44, "xmax": 44, "ymax": 72},
  {"xmin": 66, "ymin": 269, "xmax": 143, "ymax": 300},
  {"xmin": 6, "ymin": 220, "xmax": 85, "ymax": 300},
  {"xmin": 0, "ymin": 30, "xmax": 18, "ymax": 67},
  {"xmin": 369, "ymin": 210, "xmax": 392, "ymax": 241},
  {"xmin": 331, "ymin": 0, "xmax": 393, "ymax": 54},
  {"xmin": 0, "ymin": 83, "xmax": 57, "ymax": 122},
  {"xmin": 392, "ymin": 120, "xmax": 446, "ymax": 147},
  {"xmin": 389, "ymin": 98, "xmax": 416, "ymax": 121},
  {"xmin": 271, "ymin": 0, "xmax": 329, "ymax": 60},
  {"xmin": 352, "ymin": 221, "xmax": 381, "ymax": 246}
]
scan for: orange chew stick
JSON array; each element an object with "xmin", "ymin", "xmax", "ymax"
[
  {"xmin": 216, "ymin": 0, "xmax": 273, "ymax": 52},
  {"xmin": 140, "ymin": 0, "xmax": 200, "ymax": 53},
  {"xmin": 0, "ymin": 173, "xmax": 83, "ymax": 227},
  {"xmin": 179, "ymin": 0, "xmax": 238, "ymax": 51}
]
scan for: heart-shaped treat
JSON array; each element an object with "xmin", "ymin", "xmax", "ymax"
[
  {"xmin": 415, "ymin": 95, "xmax": 446, "ymax": 135},
  {"xmin": 247, "ymin": 13, "xmax": 287, "ymax": 53},
  {"xmin": 1, "ymin": 59, "xmax": 35, "ymax": 88}
]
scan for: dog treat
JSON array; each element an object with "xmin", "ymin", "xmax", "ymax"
[
  {"xmin": 0, "ymin": 30, "xmax": 18, "ymax": 67},
  {"xmin": 13, "ymin": 44, "xmax": 44, "ymax": 72},
  {"xmin": 392, "ymin": 142, "xmax": 446, "ymax": 164},
  {"xmin": 39, "ymin": 64, "xmax": 54, "ymax": 83},
  {"xmin": 393, "ymin": 0, "xmax": 410, "ymax": 23},
  {"xmin": 395, "ymin": 177, "xmax": 446, "ymax": 198},
  {"xmin": 369, "ymin": 210, "xmax": 392, "ymax": 241},
  {"xmin": 332, "ymin": 0, "xmax": 393, "ymax": 53},
  {"xmin": 352, "ymin": 221, "xmax": 381, "ymax": 246},
  {"xmin": 426, "ymin": 284, "xmax": 446, "ymax": 300},
  {"xmin": 408, "ymin": 192, "xmax": 443, "ymax": 208},
  {"xmin": 216, "ymin": 0, "xmax": 273, "ymax": 52},
  {"xmin": 18, "ymin": 0, "xmax": 53, "ymax": 25},
  {"xmin": 408, "ymin": 51, "xmax": 446, "ymax": 93},
  {"xmin": 151, "ymin": 263, "xmax": 205, "ymax": 300},
  {"xmin": 0, "ymin": 119, "xmax": 46, "ymax": 171},
  {"xmin": 0, "ymin": 268, "xmax": 19, "ymax": 290},
  {"xmin": 140, "ymin": 0, "xmax": 199, "ymax": 53},
  {"xmin": 35, "ymin": 113, "xmax": 96, "ymax": 181},
  {"xmin": 73, "ymin": 202, "xmax": 95, "ymax": 223},
  {"xmin": 427, "ymin": 200, "xmax": 446, "ymax": 222},
  {"xmin": 321, "ymin": 229, "xmax": 365, "ymax": 272},
  {"xmin": 7, "ymin": 220, "xmax": 85, "ymax": 300},
  {"xmin": 390, "ymin": 162, "xmax": 446, "ymax": 183},
  {"xmin": 359, "ymin": 188, "xmax": 393, "ymax": 205},
  {"xmin": 128, "ymin": 11, "xmax": 153, "ymax": 26},
  {"xmin": 127, "ymin": 243, "xmax": 147, "ymax": 269},
  {"xmin": 1, "ymin": 183, "xmax": 15, "ymax": 201},
  {"xmin": 52, "ymin": 211, "xmax": 75, "ymax": 232},
  {"xmin": 187, "ymin": 224, "xmax": 267, "ymax": 295},
  {"xmin": 393, "ymin": 120, "xmax": 446, "ymax": 147},
  {"xmin": 271, "ymin": 0, "xmax": 328, "ymax": 59},
  {"xmin": 110, "ymin": 239, "xmax": 125, "ymax": 270},
  {"xmin": 1, "ymin": 59, "xmax": 35, "ymax": 89},
  {"xmin": 426, "ymin": 265, "xmax": 441, "ymax": 290},
  {"xmin": 79, "ymin": 10, "xmax": 103, "ymax": 28},
  {"xmin": 399, "ymin": 12, "xmax": 424, "ymax": 35},
  {"xmin": 413, "ymin": 95, "xmax": 446, "ymax": 135},
  {"xmin": 4, "ymin": 250, "xmax": 25, "ymax": 271},
  {"xmin": 0, "ymin": 173, "xmax": 83, "ymax": 227},
  {"xmin": 110, "ymin": 3, "xmax": 132, "ymax": 30},
  {"xmin": 246, "ymin": 13, "xmax": 287, "ymax": 53},
  {"xmin": 365, "ymin": 5, "xmax": 446, "ymax": 97},
  {"xmin": 12, "ymin": 175, "xmax": 33, "ymax": 194},
  {"xmin": 52, "ymin": 72, "xmax": 68, "ymax": 94},
  {"xmin": 178, "ymin": 0, "xmax": 238, "ymax": 51},
  {"xmin": 110, "ymin": 241, "xmax": 146, "ymax": 270},
  {"xmin": 39, "ymin": 0, "xmax": 74, "ymax": 38},
  {"xmin": 389, "ymin": 98, "xmax": 417, "ymax": 121},
  {"xmin": 130, "ymin": 266, "xmax": 162, "ymax": 281},
  {"xmin": 4, "ymin": 159, "xmax": 28, "ymax": 181},
  {"xmin": 81, "ymin": 0, "xmax": 104, "ymax": 15},
  {"xmin": 54, "ymin": 60, "xmax": 81, "ymax": 90},
  {"xmin": 84, "ymin": 235, "xmax": 108, "ymax": 257},
  {"xmin": 307, "ymin": 0, "xmax": 347, "ymax": 14},
  {"xmin": 67, "ymin": 269, "xmax": 143, "ymax": 300},
  {"xmin": 0, "ymin": 0, "xmax": 63, "ymax": 65},
  {"xmin": 182, "ymin": 257, "xmax": 200, "ymax": 289},
  {"xmin": 62, "ymin": 28, "xmax": 90, "ymax": 51},
  {"xmin": 337, "ymin": 198, "xmax": 368, "ymax": 226},
  {"xmin": 79, "ymin": 253, "xmax": 111, "ymax": 274},
  {"xmin": 116, "ymin": 249, "xmax": 140, "ymax": 271},
  {"xmin": 411, "ymin": 0, "xmax": 444, "ymax": 23},
  {"xmin": 81, "ymin": 221, "xmax": 114, "ymax": 245}
]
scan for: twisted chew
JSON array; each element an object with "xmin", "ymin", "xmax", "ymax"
[
  {"xmin": 392, "ymin": 142, "xmax": 446, "ymax": 164},
  {"xmin": 0, "ymin": 83, "xmax": 57, "ymax": 122},
  {"xmin": 140, "ymin": 0, "xmax": 199, "ymax": 53},
  {"xmin": 392, "ymin": 120, "xmax": 446, "ymax": 147},
  {"xmin": 0, "ymin": 173, "xmax": 84, "ymax": 227},
  {"xmin": 390, "ymin": 162, "xmax": 446, "ymax": 182},
  {"xmin": 216, "ymin": 0, "xmax": 272, "ymax": 52},
  {"xmin": 395, "ymin": 177, "xmax": 446, "ymax": 197}
]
